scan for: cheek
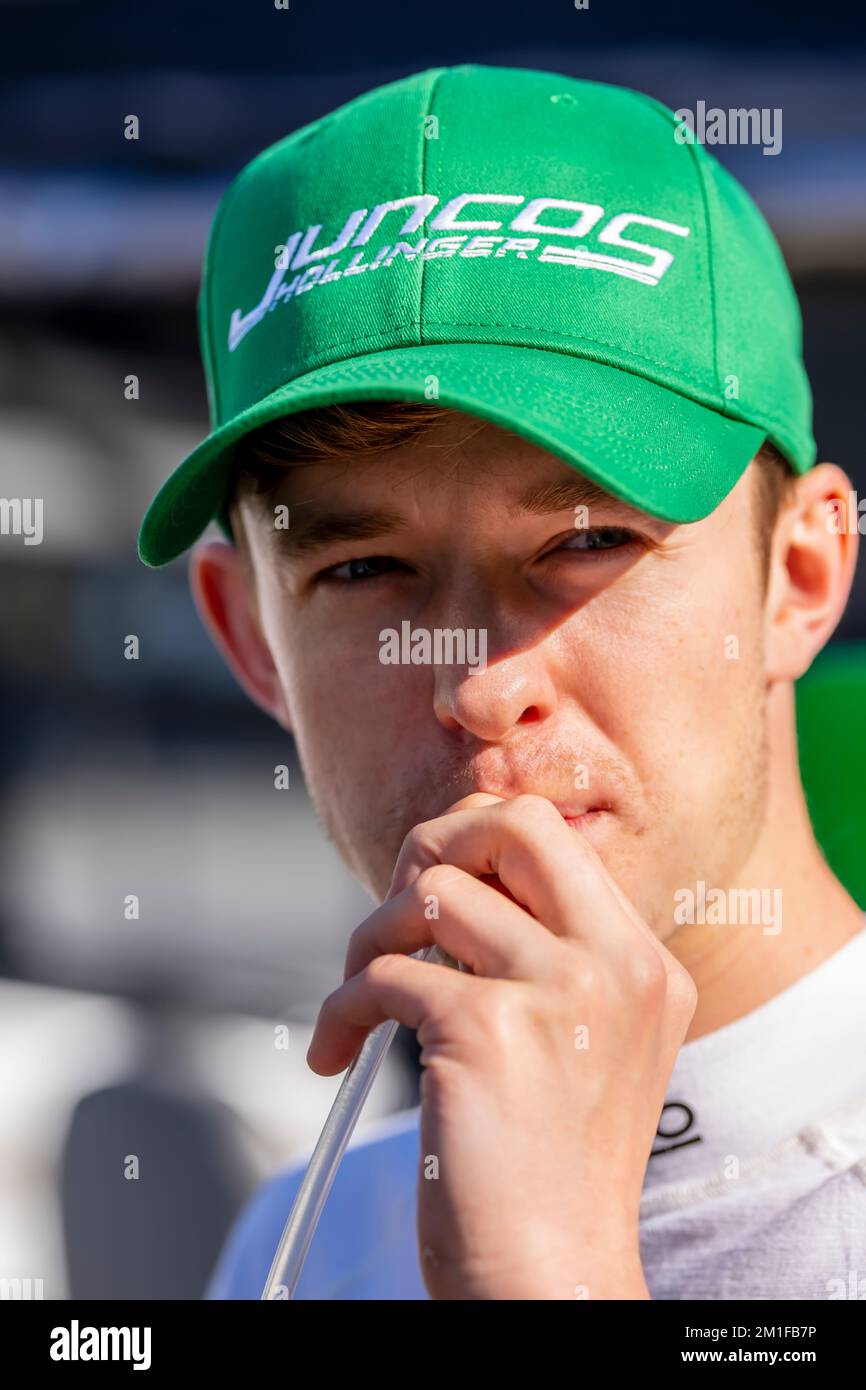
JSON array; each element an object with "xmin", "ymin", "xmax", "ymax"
[
  {"xmin": 560, "ymin": 571, "xmax": 769, "ymax": 911},
  {"xmin": 259, "ymin": 588, "xmax": 424, "ymax": 781},
  {"xmin": 562, "ymin": 569, "xmax": 766, "ymax": 781}
]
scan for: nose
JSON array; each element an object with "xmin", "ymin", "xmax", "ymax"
[{"xmin": 433, "ymin": 642, "xmax": 558, "ymax": 742}]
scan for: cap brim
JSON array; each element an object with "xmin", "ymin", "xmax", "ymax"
[{"xmin": 137, "ymin": 343, "xmax": 766, "ymax": 567}]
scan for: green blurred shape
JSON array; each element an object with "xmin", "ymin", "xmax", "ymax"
[{"xmin": 796, "ymin": 642, "xmax": 866, "ymax": 908}]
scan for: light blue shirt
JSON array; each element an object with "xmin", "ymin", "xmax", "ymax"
[{"xmin": 206, "ymin": 1107, "xmax": 428, "ymax": 1300}]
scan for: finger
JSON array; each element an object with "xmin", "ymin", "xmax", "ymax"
[
  {"xmin": 383, "ymin": 792, "xmax": 505, "ymax": 903},
  {"xmin": 307, "ymin": 953, "xmax": 474, "ymax": 1076},
  {"xmin": 441, "ymin": 792, "xmax": 506, "ymax": 815},
  {"xmin": 388, "ymin": 795, "xmax": 627, "ymax": 949},
  {"xmin": 442, "ymin": 793, "xmax": 658, "ymax": 951},
  {"xmin": 343, "ymin": 864, "xmax": 551, "ymax": 983},
  {"xmin": 440, "ymin": 796, "xmax": 526, "ymax": 909}
]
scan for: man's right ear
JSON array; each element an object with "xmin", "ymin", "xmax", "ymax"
[{"xmin": 188, "ymin": 538, "xmax": 292, "ymax": 731}]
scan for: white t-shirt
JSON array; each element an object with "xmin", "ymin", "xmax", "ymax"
[{"xmin": 206, "ymin": 921, "xmax": 866, "ymax": 1300}]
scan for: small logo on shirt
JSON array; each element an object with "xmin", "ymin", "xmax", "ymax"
[{"xmin": 650, "ymin": 1100, "xmax": 703, "ymax": 1159}]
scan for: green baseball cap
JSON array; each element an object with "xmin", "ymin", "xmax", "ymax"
[{"xmin": 137, "ymin": 63, "xmax": 815, "ymax": 568}]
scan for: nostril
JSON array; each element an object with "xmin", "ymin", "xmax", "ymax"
[{"xmin": 518, "ymin": 706, "xmax": 542, "ymax": 723}]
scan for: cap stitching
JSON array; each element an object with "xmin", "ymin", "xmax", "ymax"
[
  {"xmin": 227, "ymin": 318, "xmax": 801, "ymax": 439},
  {"xmin": 245, "ymin": 316, "xmax": 716, "ymax": 380},
  {"xmin": 218, "ymin": 353, "xmax": 800, "ymax": 455},
  {"xmin": 633, "ymin": 91, "xmax": 719, "ymax": 407},
  {"xmin": 418, "ymin": 69, "xmax": 447, "ymax": 349},
  {"xmin": 416, "ymin": 321, "xmax": 711, "ymax": 378},
  {"xmin": 202, "ymin": 181, "xmax": 241, "ymax": 430},
  {"xmin": 683, "ymin": 140, "xmax": 721, "ymax": 409},
  {"xmin": 233, "ymin": 316, "xmax": 808, "ymax": 428}
]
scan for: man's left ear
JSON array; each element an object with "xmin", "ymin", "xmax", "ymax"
[{"xmin": 764, "ymin": 462, "xmax": 860, "ymax": 682}]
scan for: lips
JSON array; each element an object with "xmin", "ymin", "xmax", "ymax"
[
  {"xmin": 559, "ymin": 808, "xmax": 609, "ymax": 829},
  {"xmin": 467, "ymin": 788, "xmax": 611, "ymax": 824}
]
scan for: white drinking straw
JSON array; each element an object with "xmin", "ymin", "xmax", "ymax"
[{"xmin": 261, "ymin": 942, "xmax": 460, "ymax": 1299}]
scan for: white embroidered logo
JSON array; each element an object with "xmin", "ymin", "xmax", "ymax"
[{"xmin": 228, "ymin": 192, "xmax": 691, "ymax": 352}]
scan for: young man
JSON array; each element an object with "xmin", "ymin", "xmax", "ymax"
[{"xmin": 138, "ymin": 65, "xmax": 866, "ymax": 1300}]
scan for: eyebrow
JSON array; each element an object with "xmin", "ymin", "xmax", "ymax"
[
  {"xmin": 266, "ymin": 506, "xmax": 410, "ymax": 559},
  {"xmin": 266, "ymin": 473, "xmax": 640, "ymax": 560},
  {"xmin": 513, "ymin": 475, "xmax": 637, "ymax": 516}
]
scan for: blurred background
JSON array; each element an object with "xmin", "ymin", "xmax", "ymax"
[{"xmin": 1, "ymin": 0, "xmax": 865, "ymax": 1299}]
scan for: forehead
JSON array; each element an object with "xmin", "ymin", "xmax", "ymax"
[{"xmin": 263, "ymin": 409, "xmax": 655, "ymax": 521}]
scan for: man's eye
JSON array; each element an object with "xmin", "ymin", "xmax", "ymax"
[
  {"xmin": 322, "ymin": 555, "xmax": 401, "ymax": 583},
  {"xmin": 557, "ymin": 526, "xmax": 636, "ymax": 554}
]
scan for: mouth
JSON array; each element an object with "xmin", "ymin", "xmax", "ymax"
[
  {"xmin": 558, "ymin": 807, "xmax": 609, "ymax": 830},
  {"xmin": 468, "ymin": 788, "xmax": 612, "ymax": 829}
]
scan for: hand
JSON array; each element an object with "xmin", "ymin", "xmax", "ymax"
[{"xmin": 306, "ymin": 793, "xmax": 697, "ymax": 1300}]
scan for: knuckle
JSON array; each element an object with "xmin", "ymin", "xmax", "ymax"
[
  {"xmin": 558, "ymin": 946, "xmax": 601, "ymax": 998},
  {"xmin": 507, "ymin": 792, "xmax": 559, "ymax": 827},
  {"xmin": 395, "ymin": 820, "xmax": 429, "ymax": 865},
  {"xmin": 408, "ymin": 814, "xmax": 445, "ymax": 848},
  {"xmin": 414, "ymin": 862, "xmax": 459, "ymax": 900},
  {"xmin": 500, "ymin": 795, "xmax": 561, "ymax": 855},
  {"xmin": 449, "ymin": 981, "xmax": 516, "ymax": 1050},
  {"xmin": 626, "ymin": 949, "xmax": 669, "ymax": 1002},
  {"xmin": 346, "ymin": 921, "xmax": 367, "ymax": 960},
  {"xmin": 364, "ymin": 952, "xmax": 401, "ymax": 985},
  {"xmin": 474, "ymin": 985, "xmax": 520, "ymax": 1048},
  {"xmin": 668, "ymin": 965, "xmax": 699, "ymax": 1018}
]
